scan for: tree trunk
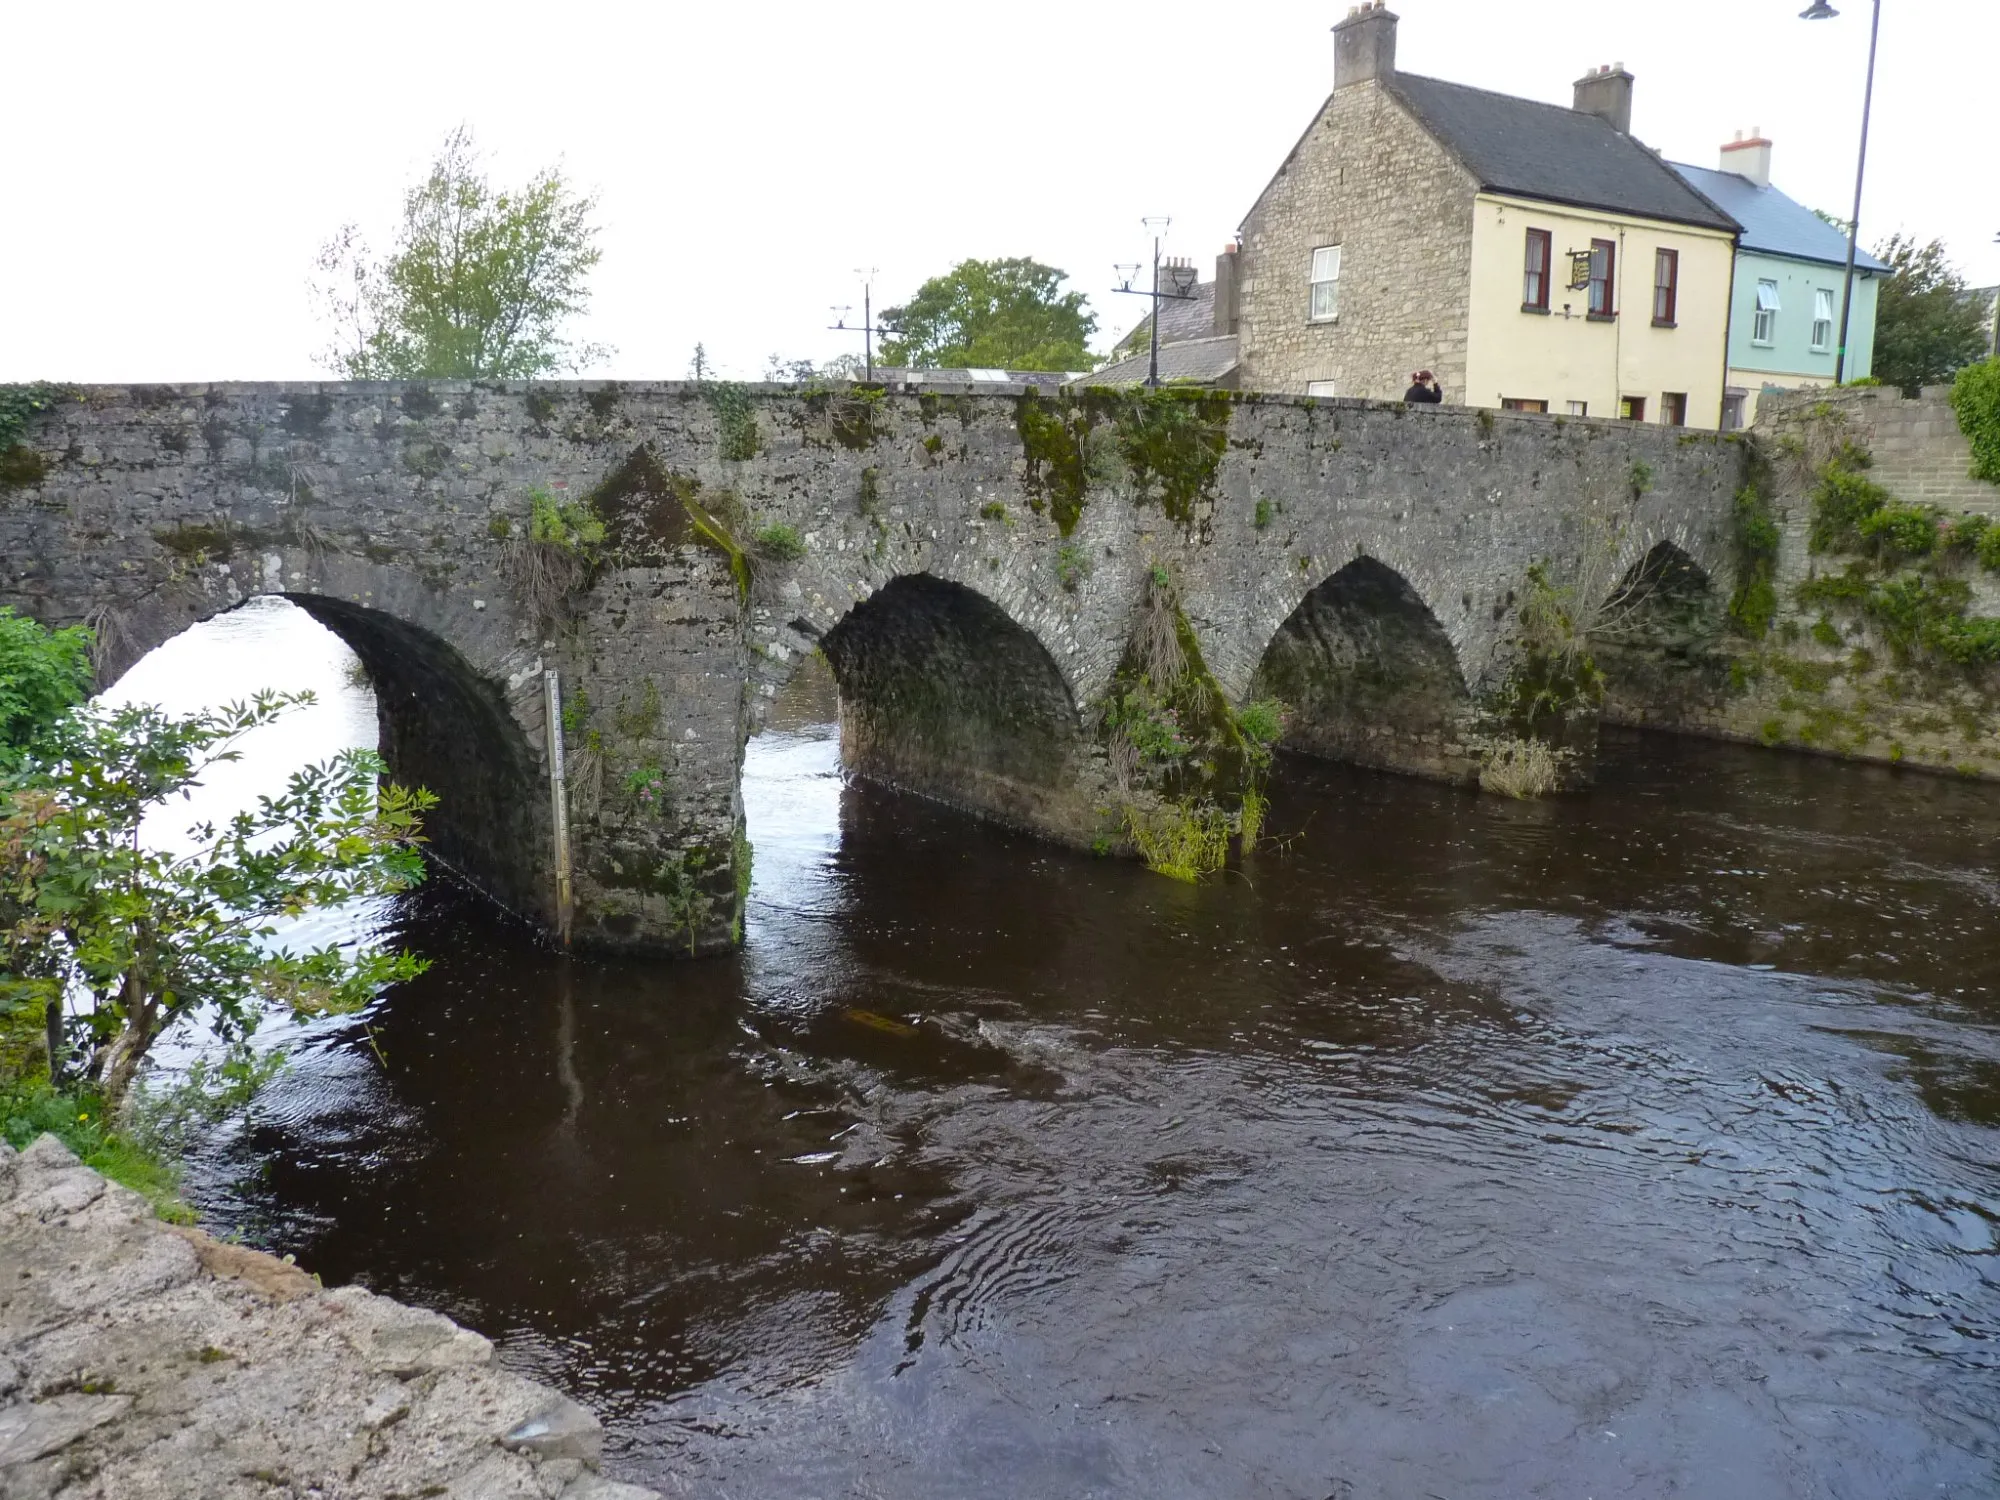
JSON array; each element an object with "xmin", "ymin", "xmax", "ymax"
[{"xmin": 98, "ymin": 974, "xmax": 155, "ymax": 1114}]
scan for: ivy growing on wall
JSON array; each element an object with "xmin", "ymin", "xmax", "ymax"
[{"xmin": 1951, "ymin": 358, "xmax": 2000, "ymax": 485}]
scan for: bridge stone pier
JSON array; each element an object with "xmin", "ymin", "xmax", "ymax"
[{"xmin": 0, "ymin": 382, "xmax": 1744, "ymax": 953}]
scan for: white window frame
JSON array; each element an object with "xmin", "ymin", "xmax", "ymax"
[
  {"xmin": 1566, "ymin": 400, "xmax": 1589, "ymax": 417},
  {"xmin": 1309, "ymin": 245, "xmax": 1341, "ymax": 323},
  {"xmin": 1305, "ymin": 380, "xmax": 1339, "ymax": 397},
  {"xmin": 1753, "ymin": 280, "xmax": 1780, "ymax": 345},
  {"xmin": 1811, "ymin": 287, "xmax": 1835, "ymax": 351}
]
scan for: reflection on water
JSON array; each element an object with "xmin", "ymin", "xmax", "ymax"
[{"xmin": 127, "ymin": 602, "xmax": 2000, "ymax": 1499}]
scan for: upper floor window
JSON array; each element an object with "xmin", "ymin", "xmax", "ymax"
[
  {"xmin": 1309, "ymin": 245, "xmax": 1342, "ymax": 322},
  {"xmin": 1653, "ymin": 249, "xmax": 1679, "ymax": 326},
  {"xmin": 1753, "ymin": 280, "xmax": 1780, "ymax": 344},
  {"xmin": 1812, "ymin": 288, "xmax": 1835, "ymax": 350},
  {"xmin": 1588, "ymin": 239, "xmax": 1616, "ymax": 318},
  {"xmin": 1523, "ymin": 229, "xmax": 1552, "ymax": 311}
]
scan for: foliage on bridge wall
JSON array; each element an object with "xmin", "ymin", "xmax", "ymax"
[
  {"xmin": 0, "ymin": 384, "xmax": 72, "ymax": 489},
  {"xmin": 1101, "ymin": 565, "xmax": 1285, "ymax": 878}
]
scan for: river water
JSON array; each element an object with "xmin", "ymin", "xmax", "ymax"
[{"xmin": 140, "ymin": 600, "xmax": 2000, "ymax": 1498}]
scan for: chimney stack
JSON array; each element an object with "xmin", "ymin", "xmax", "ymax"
[
  {"xmin": 1720, "ymin": 127, "xmax": 1773, "ymax": 189},
  {"xmin": 1334, "ymin": 2, "xmax": 1397, "ymax": 90},
  {"xmin": 1213, "ymin": 244, "xmax": 1241, "ymax": 337},
  {"xmin": 1572, "ymin": 62, "xmax": 1634, "ymax": 134}
]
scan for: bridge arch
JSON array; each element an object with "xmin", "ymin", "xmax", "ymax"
[
  {"xmin": 788, "ymin": 571, "xmax": 1106, "ymax": 837},
  {"xmin": 1589, "ymin": 539, "xmax": 1728, "ymax": 731},
  {"xmin": 97, "ymin": 554, "xmax": 551, "ymax": 928},
  {"xmin": 1249, "ymin": 553, "xmax": 1479, "ymax": 783}
]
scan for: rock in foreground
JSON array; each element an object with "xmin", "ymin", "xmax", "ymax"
[{"xmin": 0, "ymin": 1135, "xmax": 661, "ymax": 1499}]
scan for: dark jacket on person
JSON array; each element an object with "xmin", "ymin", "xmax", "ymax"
[{"xmin": 1403, "ymin": 380, "xmax": 1443, "ymax": 404}]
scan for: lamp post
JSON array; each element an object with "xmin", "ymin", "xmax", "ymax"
[
  {"xmin": 1113, "ymin": 218, "xmax": 1201, "ymax": 388},
  {"xmin": 1801, "ymin": 0, "xmax": 1881, "ymax": 385}
]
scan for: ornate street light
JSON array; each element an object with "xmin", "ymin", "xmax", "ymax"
[
  {"xmin": 1803, "ymin": 0, "xmax": 1881, "ymax": 384},
  {"xmin": 1112, "ymin": 217, "xmax": 1203, "ymax": 389}
]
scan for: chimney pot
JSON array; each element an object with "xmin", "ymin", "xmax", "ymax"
[
  {"xmin": 1573, "ymin": 62, "xmax": 1634, "ymax": 134},
  {"xmin": 1333, "ymin": 2, "xmax": 1397, "ymax": 89},
  {"xmin": 1719, "ymin": 129, "xmax": 1774, "ymax": 188}
]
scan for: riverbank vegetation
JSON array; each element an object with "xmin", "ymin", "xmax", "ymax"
[{"xmin": 1, "ymin": 611, "xmax": 435, "ymax": 1218}]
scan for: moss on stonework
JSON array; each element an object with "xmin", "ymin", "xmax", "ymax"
[
  {"xmin": 0, "ymin": 445, "xmax": 48, "ymax": 488},
  {"xmin": 1015, "ymin": 390, "xmax": 1096, "ymax": 537},
  {"xmin": 153, "ymin": 523, "xmax": 234, "ymax": 560},
  {"xmin": 1109, "ymin": 389, "xmax": 1232, "ymax": 530},
  {"xmin": 582, "ymin": 443, "xmax": 752, "ymax": 599}
]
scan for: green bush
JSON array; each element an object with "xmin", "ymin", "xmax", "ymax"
[
  {"xmin": 1857, "ymin": 500, "xmax": 1942, "ymax": 559},
  {"xmin": 0, "ymin": 608, "xmax": 93, "ymax": 764},
  {"xmin": 1950, "ymin": 358, "xmax": 2000, "ymax": 484},
  {"xmin": 1809, "ymin": 459, "xmax": 1892, "ymax": 554}
]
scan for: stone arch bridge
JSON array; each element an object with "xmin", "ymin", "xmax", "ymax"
[{"xmin": 0, "ymin": 381, "xmax": 1744, "ymax": 953}]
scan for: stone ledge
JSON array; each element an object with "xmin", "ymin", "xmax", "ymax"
[{"xmin": 0, "ymin": 1135, "xmax": 665, "ymax": 1500}]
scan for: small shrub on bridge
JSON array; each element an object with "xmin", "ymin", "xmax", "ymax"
[{"xmin": 752, "ymin": 523, "xmax": 806, "ymax": 562}]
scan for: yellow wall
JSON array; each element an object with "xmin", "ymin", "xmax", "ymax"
[{"xmin": 1463, "ymin": 195, "xmax": 1734, "ymax": 429}]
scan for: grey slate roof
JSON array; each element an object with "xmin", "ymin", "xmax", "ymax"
[
  {"xmin": 1385, "ymin": 73, "xmax": 1738, "ymax": 232},
  {"xmin": 1113, "ymin": 282, "xmax": 1218, "ymax": 356},
  {"xmin": 1082, "ymin": 335, "xmax": 1240, "ymax": 388},
  {"xmin": 1668, "ymin": 162, "xmax": 1889, "ymax": 271}
]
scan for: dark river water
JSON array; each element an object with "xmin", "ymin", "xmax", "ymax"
[{"xmin": 142, "ymin": 601, "xmax": 2000, "ymax": 1499}]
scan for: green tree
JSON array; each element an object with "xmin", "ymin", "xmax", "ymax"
[
  {"xmin": 1871, "ymin": 234, "xmax": 1988, "ymax": 395},
  {"xmin": 879, "ymin": 258, "xmax": 1097, "ymax": 372},
  {"xmin": 0, "ymin": 692, "xmax": 434, "ymax": 1111},
  {"xmin": 0, "ymin": 608, "xmax": 92, "ymax": 767},
  {"xmin": 314, "ymin": 126, "xmax": 608, "ymax": 378}
]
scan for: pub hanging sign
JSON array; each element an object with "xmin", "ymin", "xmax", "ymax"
[{"xmin": 1566, "ymin": 250, "xmax": 1595, "ymax": 290}]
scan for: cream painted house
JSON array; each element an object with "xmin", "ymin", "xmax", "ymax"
[{"xmin": 1235, "ymin": 4, "xmax": 1740, "ymax": 428}]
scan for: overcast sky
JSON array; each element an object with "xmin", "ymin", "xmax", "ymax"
[{"xmin": 5, "ymin": 0, "xmax": 1994, "ymax": 383}]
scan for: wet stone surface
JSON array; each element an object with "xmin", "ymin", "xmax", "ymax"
[{"xmin": 163, "ymin": 649, "xmax": 2000, "ymax": 1500}]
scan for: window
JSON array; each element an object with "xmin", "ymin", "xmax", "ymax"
[
  {"xmin": 1305, "ymin": 380, "xmax": 1339, "ymax": 397},
  {"xmin": 1722, "ymin": 392, "xmax": 1747, "ymax": 431},
  {"xmin": 1619, "ymin": 395, "xmax": 1646, "ymax": 421},
  {"xmin": 1500, "ymin": 398, "xmax": 1548, "ymax": 413},
  {"xmin": 1653, "ymin": 248, "xmax": 1679, "ymax": 325},
  {"xmin": 1588, "ymin": 238, "xmax": 1616, "ymax": 318},
  {"xmin": 1309, "ymin": 245, "xmax": 1341, "ymax": 322},
  {"xmin": 1753, "ymin": 280, "xmax": 1780, "ymax": 344},
  {"xmin": 1660, "ymin": 392, "xmax": 1688, "ymax": 427},
  {"xmin": 1523, "ymin": 229, "xmax": 1552, "ymax": 311},
  {"xmin": 1567, "ymin": 401, "xmax": 1589, "ymax": 417},
  {"xmin": 1812, "ymin": 287, "xmax": 1835, "ymax": 350}
]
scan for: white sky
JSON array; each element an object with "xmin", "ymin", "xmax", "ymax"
[{"xmin": 4, "ymin": 0, "xmax": 1994, "ymax": 383}]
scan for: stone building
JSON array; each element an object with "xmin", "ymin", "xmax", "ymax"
[{"xmin": 1234, "ymin": 3, "xmax": 1740, "ymax": 428}]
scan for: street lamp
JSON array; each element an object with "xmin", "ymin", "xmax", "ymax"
[
  {"xmin": 1112, "ymin": 217, "xmax": 1202, "ymax": 389},
  {"xmin": 1802, "ymin": 0, "xmax": 1881, "ymax": 384}
]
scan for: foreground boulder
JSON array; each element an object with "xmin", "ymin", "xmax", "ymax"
[{"xmin": 0, "ymin": 1135, "xmax": 662, "ymax": 1499}]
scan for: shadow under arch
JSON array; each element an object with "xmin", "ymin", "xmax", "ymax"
[
  {"xmin": 1590, "ymin": 541, "xmax": 1728, "ymax": 729},
  {"xmin": 269, "ymin": 594, "xmax": 544, "ymax": 924},
  {"xmin": 1251, "ymin": 555, "xmax": 1478, "ymax": 783},
  {"xmin": 815, "ymin": 573, "xmax": 1096, "ymax": 838}
]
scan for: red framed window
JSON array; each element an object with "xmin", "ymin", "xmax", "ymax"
[
  {"xmin": 1653, "ymin": 248, "xmax": 1679, "ymax": 325},
  {"xmin": 1588, "ymin": 238, "xmax": 1616, "ymax": 318},
  {"xmin": 1523, "ymin": 229, "xmax": 1551, "ymax": 311}
]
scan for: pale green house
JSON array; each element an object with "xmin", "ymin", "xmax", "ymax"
[{"xmin": 1673, "ymin": 134, "xmax": 1886, "ymax": 428}]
